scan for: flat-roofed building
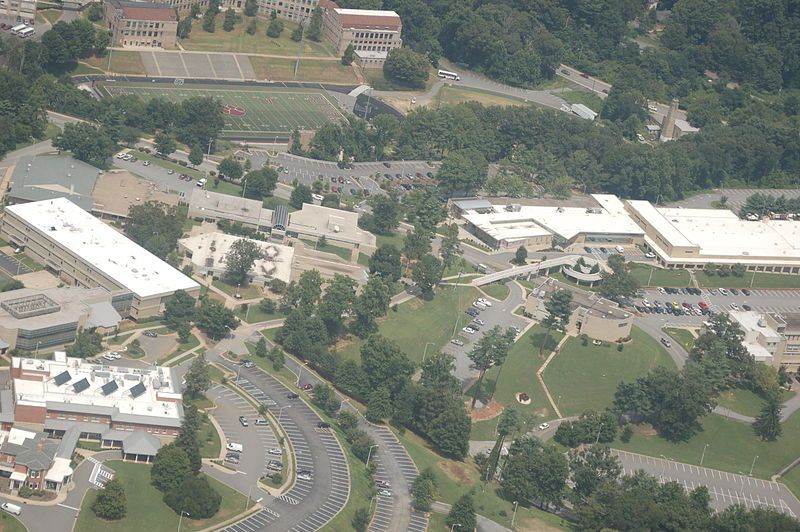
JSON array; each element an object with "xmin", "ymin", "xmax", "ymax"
[
  {"xmin": 12, "ymin": 353, "xmax": 183, "ymax": 438},
  {"xmin": 188, "ymin": 189, "xmax": 271, "ymax": 229},
  {"xmin": 257, "ymin": 0, "xmax": 317, "ymax": 21},
  {"xmin": 0, "ymin": 287, "xmax": 122, "ymax": 352},
  {"xmin": 729, "ymin": 311, "xmax": 800, "ymax": 370},
  {"xmin": 321, "ymin": 1, "xmax": 402, "ymax": 67},
  {"xmin": 288, "ymin": 203, "xmax": 375, "ymax": 250},
  {"xmin": 178, "ymin": 232, "xmax": 294, "ymax": 284},
  {"xmin": 6, "ymin": 156, "xmax": 100, "ymax": 211},
  {"xmin": 460, "ymin": 194, "xmax": 644, "ymax": 251},
  {"xmin": 626, "ymin": 200, "xmax": 800, "ymax": 273},
  {"xmin": 0, "ymin": 198, "xmax": 200, "ymax": 319},
  {"xmin": 0, "ymin": 0, "xmax": 35, "ymax": 25},
  {"xmin": 105, "ymin": 0, "xmax": 178, "ymax": 49}
]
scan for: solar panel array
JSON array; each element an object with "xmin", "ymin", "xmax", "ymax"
[
  {"xmin": 72, "ymin": 378, "xmax": 90, "ymax": 394},
  {"xmin": 53, "ymin": 371, "xmax": 71, "ymax": 386},
  {"xmin": 129, "ymin": 382, "xmax": 146, "ymax": 398}
]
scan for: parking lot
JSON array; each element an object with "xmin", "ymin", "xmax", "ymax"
[
  {"xmin": 205, "ymin": 385, "xmax": 281, "ymax": 495},
  {"xmin": 612, "ymin": 449, "xmax": 800, "ymax": 516}
]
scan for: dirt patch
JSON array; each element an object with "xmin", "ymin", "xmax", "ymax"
[
  {"xmin": 516, "ymin": 515, "xmax": 566, "ymax": 532},
  {"xmin": 437, "ymin": 460, "xmax": 474, "ymax": 486},
  {"xmin": 468, "ymin": 400, "xmax": 503, "ymax": 422},
  {"xmin": 630, "ymin": 423, "xmax": 658, "ymax": 437}
]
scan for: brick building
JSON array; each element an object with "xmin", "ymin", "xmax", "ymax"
[{"xmin": 104, "ymin": 0, "xmax": 178, "ymax": 49}]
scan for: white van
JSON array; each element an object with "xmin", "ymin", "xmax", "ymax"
[
  {"xmin": 10, "ymin": 24, "xmax": 27, "ymax": 35},
  {"xmin": 1, "ymin": 502, "xmax": 21, "ymax": 515},
  {"xmin": 615, "ymin": 245, "xmax": 625, "ymax": 253},
  {"xmin": 226, "ymin": 442, "xmax": 243, "ymax": 453},
  {"xmin": 196, "ymin": 178, "xmax": 207, "ymax": 188},
  {"xmin": 18, "ymin": 27, "xmax": 35, "ymax": 38}
]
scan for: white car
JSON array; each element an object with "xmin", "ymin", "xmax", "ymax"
[
  {"xmin": 538, "ymin": 422, "xmax": 550, "ymax": 431},
  {"xmin": 658, "ymin": 287, "xmax": 667, "ymax": 294},
  {"xmin": 297, "ymin": 471, "xmax": 312, "ymax": 481},
  {"xmin": 462, "ymin": 326, "xmax": 477, "ymax": 334},
  {"xmin": 115, "ymin": 152, "xmax": 127, "ymax": 159},
  {"xmin": 730, "ymin": 303, "xmax": 739, "ymax": 311},
  {"xmin": 268, "ymin": 448, "xmax": 282, "ymax": 455},
  {"xmin": 719, "ymin": 288, "xmax": 729, "ymax": 295},
  {"xmin": 645, "ymin": 252, "xmax": 656, "ymax": 259},
  {"xmin": 378, "ymin": 489, "xmax": 392, "ymax": 497},
  {"xmin": 122, "ymin": 154, "xmax": 133, "ymax": 161},
  {"xmin": 477, "ymin": 298, "xmax": 493, "ymax": 307},
  {"xmin": 473, "ymin": 319, "xmax": 485, "ymax": 326}
]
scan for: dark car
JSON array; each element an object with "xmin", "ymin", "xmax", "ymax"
[
  {"xmin": 287, "ymin": 392, "xmax": 299, "ymax": 399},
  {"xmin": 330, "ymin": 176, "xmax": 336, "ymax": 182},
  {"xmin": 583, "ymin": 246, "xmax": 592, "ymax": 253},
  {"xmin": 350, "ymin": 188, "xmax": 357, "ymax": 194},
  {"xmin": 338, "ymin": 176, "xmax": 345, "ymax": 183},
  {"xmin": 599, "ymin": 247, "xmax": 608, "ymax": 253},
  {"xmin": 384, "ymin": 173, "xmax": 392, "ymax": 179},
  {"xmin": 318, "ymin": 174, "xmax": 324, "ymax": 181},
  {"xmin": 742, "ymin": 288, "xmax": 751, "ymax": 296},
  {"xmin": 382, "ymin": 161, "xmax": 391, "ymax": 168},
  {"xmin": 426, "ymin": 172, "xmax": 434, "ymax": 178},
  {"xmin": 730, "ymin": 288, "xmax": 739, "ymax": 295},
  {"xmin": 742, "ymin": 304, "xmax": 752, "ymax": 311},
  {"xmin": 395, "ymin": 173, "xmax": 402, "ymax": 179},
  {"xmin": 143, "ymin": 331, "xmax": 157, "ymax": 337},
  {"xmin": 317, "ymin": 422, "xmax": 331, "ymax": 429}
]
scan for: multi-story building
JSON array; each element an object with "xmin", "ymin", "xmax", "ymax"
[
  {"xmin": 0, "ymin": 0, "xmax": 35, "ymax": 25},
  {"xmin": 105, "ymin": 0, "xmax": 178, "ymax": 50},
  {"xmin": 320, "ymin": 0, "xmax": 401, "ymax": 68},
  {"xmin": 0, "ymin": 198, "xmax": 200, "ymax": 320},
  {"xmin": 256, "ymin": 0, "xmax": 317, "ymax": 21},
  {"xmin": 729, "ymin": 311, "xmax": 800, "ymax": 370},
  {"xmin": 0, "ymin": 428, "xmax": 74, "ymax": 494}
]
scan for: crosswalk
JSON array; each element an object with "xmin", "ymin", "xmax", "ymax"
[{"xmin": 88, "ymin": 459, "xmax": 115, "ymax": 488}]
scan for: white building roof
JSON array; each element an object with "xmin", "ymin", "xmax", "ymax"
[
  {"xmin": 12, "ymin": 356, "xmax": 182, "ymax": 427},
  {"xmin": 571, "ymin": 103, "xmax": 598, "ymax": 121},
  {"xmin": 6, "ymin": 198, "xmax": 199, "ymax": 299},
  {"xmin": 334, "ymin": 8, "xmax": 399, "ymax": 17},
  {"xmin": 627, "ymin": 200, "xmax": 695, "ymax": 248},
  {"xmin": 179, "ymin": 232, "xmax": 294, "ymax": 283}
]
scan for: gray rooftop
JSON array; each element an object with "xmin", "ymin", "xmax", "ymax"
[
  {"xmin": 452, "ymin": 198, "xmax": 494, "ymax": 212},
  {"xmin": 122, "ymin": 430, "xmax": 162, "ymax": 456},
  {"xmin": 1, "ymin": 432, "xmax": 59, "ymax": 471},
  {"xmin": 0, "ymin": 390, "xmax": 14, "ymax": 423},
  {"xmin": 9, "ymin": 156, "xmax": 99, "ymax": 211}
]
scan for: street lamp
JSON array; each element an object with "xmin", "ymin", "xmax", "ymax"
[
  {"xmin": 422, "ymin": 342, "xmax": 435, "ymax": 363},
  {"xmin": 278, "ymin": 405, "xmax": 291, "ymax": 423},
  {"xmin": 700, "ymin": 443, "xmax": 709, "ymax": 466},
  {"xmin": 749, "ymin": 455, "xmax": 759, "ymax": 476},
  {"xmin": 511, "ymin": 501, "xmax": 519, "ymax": 529},
  {"xmin": 594, "ymin": 422, "xmax": 604, "ymax": 445},
  {"xmin": 177, "ymin": 510, "xmax": 190, "ymax": 531},
  {"xmin": 366, "ymin": 444, "xmax": 379, "ymax": 464}
]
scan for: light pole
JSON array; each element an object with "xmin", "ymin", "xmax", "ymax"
[
  {"xmin": 511, "ymin": 501, "xmax": 519, "ymax": 529},
  {"xmin": 700, "ymin": 443, "xmax": 709, "ymax": 466},
  {"xmin": 749, "ymin": 455, "xmax": 759, "ymax": 476},
  {"xmin": 556, "ymin": 394, "xmax": 561, "ymax": 409},
  {"xmin": 366, "ymin": 444, "xmax": 379, "ymax": 464},
  {"xmin": 278, "ymin": 405, "xmax": 290, "ymax": 423},
  {"xmin": 594, "ymin": 422, "xmax": 604, "ymax": 445},
  {"xmin": 177, "ymin": 510, "xmax": 190, "ymax": 531},
  {"xmin": 450, "ymin": 524, "xmax": 461, "ymax": 532},
  {"xmin": 245, "ymin": 484, "xmax": 253, "ymax": 510},
  {"xmin": 422, "ymin": 342, "xmax": 435, "ymax": 363}
]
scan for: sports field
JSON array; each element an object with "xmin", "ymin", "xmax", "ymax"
[{"xmin": 97, "ymin": 82, "xmax": 346, "ymax": 138}]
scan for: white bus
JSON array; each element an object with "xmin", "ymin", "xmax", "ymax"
[
  {"xmin": 18, "ymin": 27, "xmax": 35, "ymax": 38},
  {"xmin": 10, "ymin": 24, "xmax": 27, "ymax": 35},
  {"xmin": 437, "ymin": 69, "xmax": 460, "ymax": 81}
]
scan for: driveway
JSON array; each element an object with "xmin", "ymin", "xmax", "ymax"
[{"xmin": 137, "ymin": 334, "xmax": 177, "ymax": 363}]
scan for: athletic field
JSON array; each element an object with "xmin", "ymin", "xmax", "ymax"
[{"xmin": 96, "ymin": 82, "xmax": 346, "ymax": 138}]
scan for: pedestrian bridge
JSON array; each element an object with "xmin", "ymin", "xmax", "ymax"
[{"xmin": 471, "ymin": 255, "xmax": 608, "ymax": 286}]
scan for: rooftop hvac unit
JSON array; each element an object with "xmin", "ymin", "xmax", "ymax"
[{"xmin": 334, "ymin": 225, "xmax": 340, "ymax": 233}]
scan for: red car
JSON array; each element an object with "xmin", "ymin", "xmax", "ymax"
[{"xmin": 301, "ymin": 384, "xmax": 314, "ymax": 391}]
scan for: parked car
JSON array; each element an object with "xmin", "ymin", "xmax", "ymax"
[
  {"xmin": 255, "ymin": 418, "xmax": 268, "ymax": 426},
  {"xmin": 143, "ymin": 330, "xmax": 157, "ymax": 337},
  {"xmin": 462, "ymin": 326, "xmax": 477, "ymax": 334},
  {"xmin": 450, "ymin": 338, "xmax": 464, "ymax": 346},
  {"xmin": 297, "ymin": 471, "xmax": 312, "ymax": 481},
  {"xmin": 267, "ymin": 460, "xmax": 283, "ymax": 471},
  {"xmin": 378, "ymin": 489, "xmax": 392, "ymax": 497},
  {"xmin": 226, "ymin": 442, "xmax": 243, "ymax": 453},
  {"xmin": 317, "ymin": 422, "xmax": 331, "ymax": 429},
  {"xmin": 268, "ymin": 448, "xmax": 282, "ymax": 455},
  {"xmin": 742, "ymin": 289, "xmax": 751, "ymax": 296},
  {"xmin": 375, "ymin": 480, "xmax": 391, "ymax": 488},
  {"xmin": 287, "ymin": 392, "xmax": 299, "ymax": 399},
  {"xmin": 238, "ymin": 416, "xmax": 249, "ymax": 427},
  {"xmin": 742, "ymin": 304, "xmax": 752, "ymax": 311},
  {"xmin": 301, "ymin": 383, "xmax": 314, "ymax": 391},
  {"xmin": 660, "ymin": 338, "xmax": 672, "ymax": 348},
  {"xmin": 538, "ymin": 422, "xmax": 550, "ymax": 430}
]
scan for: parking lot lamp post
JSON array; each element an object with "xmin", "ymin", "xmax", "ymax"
[
  {"xmin": 750, "ymin": 455, "xmax": 759, "ymax": 476},
  {"xmin": 207, "ymin": 137, "xmax": 214, "ymax": 156},
  {"xmin": 245, "ymin": 484, "xmax": 253, "ymax": 510},
  {"xmin": 700, "ymin": 443, "xmax": 709, "ymax": 466},
  {"xmin": 594, "ymin": 423, "xmax": 604, "ymax": 445},
  {"xmin": 366, "ymin": 444, "xmax": 379, "ymax": 464},
  {"xmin": 422, "ymin": 342, "xmax": 435, "ymax": 363},
  {"xmin": 278, "ymin": 405, "xmax": 290, "ymax": 423},
  {"xmin": 511, "ymin": 501, "xmax": 519, "ymax": 529},
  {"xmin": 177, "ymin": 510, "xmax": 190, "ymax": 531}
]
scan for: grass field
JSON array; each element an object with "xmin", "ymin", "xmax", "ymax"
[
  {"xmin": 716, "ymin": 387, "xmax": 795, "ymax": 418},
  {"xmin": 199, "ymin": 411, "xmax": 221, "ymax": 458},
  {"xmin": 543, "ymin": 327, "xmax": 674, "ymax": 417},
  {"xmin": 779, "ymin": 464, "xmax": 800, "ymax": 500},
  {"xmin": 75, "ymin": 461, "xmax": 247, "ymax": 531},
  {"xmin": 234, "ymin": 302, "xmax": 284, "ymax": 324},
  {"xmin": 664, "ymin": 327, "xmax": 696, "ymax": 351},
  {"xmin": 0, "ymin": 512, "xmax": 25, "ymax": 532},
  {"xmin": 98, "ymin": 82, "xmax": 346, "ymax": 138},
  {"xmin": 469, "ymin": 325, "xmax": 563, "ymax": 440},
  {"xmin": 616, "ymin": 413, "xmax": 800, "ymax": 479},
  {"xmin": 432, "ymin": 86, "xmax": 532, "ymax": 108},
  {"xmin": 212, "ymin": 278, "xmax": 262, "ymax": 299},
  {"xmin": 629, "ymin": 264, "xmax": 691, "ymax": 287},
  {"xmin": 480, "ymin": 282, "xmax": 510, "ymax": 301},
  {"xmin": 84, "ymin": 51, "xmax": 146, "ymax": 75},
  {"xmin": 558, "ymin": 89, "xmax": 605, "ymax": 113},
  {"xmin": 335, "ymin": 286, "xmax": 478, "ymax": 365},
  {"xmin": 40, "ymin": 8, "xmax": 62, "ymax": 25},
  {"xmin": 301, "ymin": 238, "xmax": 352, "ymax": 261},
  {"xmin": 182, "ymin": 17, "xmax": 333, "ymax": 56},
  {"xmin": 248, "ymin": 55, "xmax": 358, "ymax": 84}
]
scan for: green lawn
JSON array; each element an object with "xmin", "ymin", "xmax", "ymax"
[
  {"xmin": 779, "ymin": 464, "xmax": 800, "ymax": 500},
  {"xmin": 212, "ymin": 279, "xmax": 262, "ymax": 299},
  {"xmin": 374, "ymin": 231, "xmax": 405, "ymax": 250},
  {"xmin": 558, "ymin": 89, "xmax": 605, "ymax": 113},
  {"xmin": 234, "ymin": 303, "xmax": 284, "ymax": 324},
  {"xmin": 40, "ymin": 8, "xmax": 62, "ymax": 25},
  {"xmin": 83, "ymin": 51, "xmax": 146, "ymax": 75},
  {"xmin": 107, "ymin": 332, "xmax": 135, "ymax": 346},
  {"xmin": 715, "ymin": 387, "xmax": 794, "ymax": 418},
  {"xmin": 397, "ymin": 429, "xmax": 568, "ymax": 531},
  {"xmin": 199, "ymin": 411, "xmax": 221, "ymax": 458},
  {"xmin": 249, "ymin": 55, "xmax": 359, "ymax": 84},
  {"xmin": 263, "ymin": 195, "xmax": 296, "ymax": 212},
  {"xmin": 470, "ymin": 326, "xmax": 563, "ymax": 441},
  {"xmin": 13, "ymin": 252, "xmax": 43, "ymax": 272},
  {"xmin": 357, "ymin": 252, "xmax": 371, "ymax": 267},
  {"xmin": 75, "ymin": 461, "xmax": 247, "ymax": 531},
  {"xmin": 628, "ymin": 264, "xmax": 691, "ymax": 287},
  {"xmin": 334, "ymin": 286, "xmax": 478, "ymax": 365},
  {"xmin": 480, "ymin": 282, "xmax": 510, "ymax": 301},
  {"xmin": 442, "ymin": 258, "xmax": 478, "ymax": 278},
  {"xmin": 301, "ymin": 238, "xmax": 352, "ymax": 261},
  {"xmin": 0, "ymin": 512, "xmax": 26, "ymax": 532},
  {"xmin": 433, "ymin": 86, "xmax": 532, "ymax": 108},
  {"xmin": 543, "ymin": 327, "xmax": 674, "ymax": 417},
  {"xmin": 210, "ymin": 178, "xmax": 245, "ymax": 197},
  {"xmin": 664, "ymin": 327, "xmax": 696, "ymax": 352},
  {"xmin": 616, "ymin": 413, "xmax": 800, "ymax": 479},
  {"xmin": 694, "ymin": 271, "xmax": 800, "ymax": 289},
  {"xmin": 182, "ymin": 17, "xmax": 334, "ymax": 57}
]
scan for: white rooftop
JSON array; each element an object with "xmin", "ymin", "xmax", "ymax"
[
  {"xmin": 6, "ymin": 198, "xmax": 199, "ymax": 298},
  {"xmin": 179, "ymin": 232, "xmax": 294, "ymax": 283},
  {"xmin": 12, "ymin": 356, "xmax": 182, "ymax": 426},
  {"xmin": 628, "ymin": 201, "xmax": 800, "ymax": 259},
  {"xmin": 334, "ymin": 8, "xmax": 400, "ymax": 17}
]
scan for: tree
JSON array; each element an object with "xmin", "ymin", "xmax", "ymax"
[
  {"xmin": 753, "ymin": 396, "xmax": 782, "ymax": 441},
  {"xmin": 267, "ymin": 17, "xmax": 284, "ymax": 38},
  {"xmin": 290, "ymin": 23, "xmax": 303, "ymax": 42},
  {"xmin": 411, "ymin": 254, "xmax": 442, "ymax": 296},
  {"xmin": 341, "ymin": 44, "xmax": 355, "ymax": 65},
  {"xmin": 411, "ymin": 468, "xmax": 438, "ymax": 511},
  {"xmin": 290, "ymin": 128, "xmax": 303, "ymax": 155},
  {"xmin": 368, "ymin": 245, "xmax": 401, "ymax": 281},
  {"xmin": 66, "ymin": 329, "xmax": 103, "ymax": 358},
  {"xmin": 202, "ymin": 11, "xmax": 216, "ymax": 32},
  {"xmin": 360, "ymin": 335, "xmax": 414, "ymax": 397},
  {"xmin": 163, "ymin": 475, "xmax": 221, "ymax": 519},
  {"xmin": 154, "ymin": 132, "xmax": 177, "ymax": 156},
  {"xmin": 514, "ymin": 246, "xmax": 528, "ymax": 265},
  {"xmin": 218, "ymin": 157, "xmax": 243, "ymax": 181},
  {"xmin": 244, "ymin": 168, "xmax": 278, "ymax": 200},
  {"xmin": 366, "ymin": 386, "xmax": 392, "ymax": 422},
  {"xmin": 222, "ymin": 8, "xmax": 237, "ymax": 31},
  {"xmin": 188, "ymin": 144, "xmax": 204, "ymax": 166},
  {"xmin": 501, "ymin": 437, "xmax": 568, "ymax": 510},
  {"xmin": 151, "ymin": 444, "xmax": 192, "ymax": 492},
  {"xmin": 352, "ymin": 507, "xmax": 371, "ymax": 531},
  {"xmin": 53, "ymin": 122, "xmax": 117, "ymax": 168},
  {"xmin": 540, "ymin": 289, "xmax": 573, "ymax": 355},
  {"xmin": 225, "ymin": 238, "xmax": 264, "ymax": 286},
  {"xmin": 318, "ymin": 274, "xmax": 357, "ymax": 337},
  {"xmin": 446, "ymin": 493, "xmax": 477, "ymax": 532},
  {"xmin": 468, "ymin": 326, "xmax": 515, "ymax": 408},
  {"xmin": 184, "ymin": 354, "xmax": 211, "ymax": 399},
  {"xmin": 176, "ymin": 405, "xmax": 202, "ymax": 473},
  {"xmin": 439, "ymin": 223, "xmax": 462, "ymax": 269},
  {"xmin": 243, "ymin": 0, "xmax": 258, "ymax": 17},
  {"xmin": 554, "ymin": 410, "xmax": 617, "ymax": 447},
  {"xmin": 254, "ymin": 337, "xmax": 268, "ymax": 358},
  {"xmin": 383, "ymin": 47, "xmax": 430, "ymax": 88},
  {"xmin": 87, "ymin": 3, "xmax": 104, "ymax": 21},
  {"xmin": 436, "ymin": 148, "xmax": 488, "ymax": 194},
  {"xmin": 164, "ymin": 289, "xmax": 197, "ymax": 329},
  {"xmin": 369, "ymin": 194, "xmax": 401, "ymax": 234},
  {"xmin": 312, "ymin": 383, "xmax": 341, "ymax": 416},
  {"xmin": 599, "ymin": 255, "xmax": 639, "ymax": 303},
  {"xmin": 351, "ymin": 277, "xmax": 390, "ymax": 337},
  {"xmin": 307, "ymin": 8, "xmax": 323, "ymax": 41},
  {"xmin": 125, "ymin": 201, "xmax": 184, "ymax": 259},
  {"xmin": 290, "ymin": 183, "xmax": 313, "ymax": 208},
  {"xmin": 177, "ymin": 17, "xmax": 193, "ymax": 39},
  {"xmin": 403, "ymin": 229, "xmax": 432, "ymax": 261},
  {"xmin": 196, "ymin": 299, "xmax": 238, "ymax": 340},
  {"xmin": 92, "ymin": 478, "xmax": 126, "ymax": 520},
  {"xmin": 427, "ymin": 401, "xmax": 470, "ymax": 458},
  {"xmin": 245, "ymin": 18, "xmax": 257, "ymax": 35},
  {"xmin": 486, "ymin": 407, "xmax": 524, "ymax": 480},
  {"xmin": 568, "ymin": 445, "xmax": 622, "ymax": 500},
  {"xmin": 281, "ymin": 269, "xmax": 323, "ymax": 312}
]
